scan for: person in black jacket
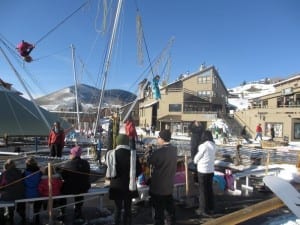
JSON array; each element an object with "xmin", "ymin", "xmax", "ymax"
[
  {"xmin": 0, "ymin": 159, "xmax": 25, "ymax": 225},
  {"xmin": 189, "ymin": 121, "xmax": 203, "ymax": 159},
  {"xmin": 270, "ymin": 125, "xmax": 275, "ymax": 141},
  {"xmin": 109, "ymin": 134, "xmax": 142, "ymax": 225},
  {"xmin": 241, "ymin": 126, "xmax": 251, "ymax": 143},
  {"xmin": 59, "ymin": 146, "xmax": 91, "ymax": 221},
  {"xmin": 148, "ymin": 129, "xmax": 177, "ymax": 225}
]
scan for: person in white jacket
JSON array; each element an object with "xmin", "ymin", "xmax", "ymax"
[{"xmin": 193, "ymin": 130, "xmax": 216, "ymax": 217}]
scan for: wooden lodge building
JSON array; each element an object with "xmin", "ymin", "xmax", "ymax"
[
  {"xmin": 137, "ymin": 65, "xmax": 229, "ymax": 134},
  {"xmin": 235, "ymin": 74, "xmax": 300, "ymax": 142}
]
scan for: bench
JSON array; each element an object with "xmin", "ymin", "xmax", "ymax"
[
  {"xmin": 0, "ymin": 201, "xmax": 15, "ymax": 208},
  {"xmin": 134, "ymin": 183, "xmax": 186, "ymax": 204},
  {"xmin": 0, "ymin": 187, "xmax": 109, "ymax": 223},
  {"xmin": 233, "ymin": 166, "xmax": 282, "ymax": 192}
]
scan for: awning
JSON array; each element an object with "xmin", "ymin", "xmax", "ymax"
[{"xmin": 158, "ymin": 115, "xmax": 182, "ymax": 122}]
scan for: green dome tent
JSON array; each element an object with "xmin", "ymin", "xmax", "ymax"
[{"xmin": 0, "ymin": 86, "xmax": 70, "ymax": 137}]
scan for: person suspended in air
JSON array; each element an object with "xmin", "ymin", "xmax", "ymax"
[
  {"xmin": 152, "ymin": 75, "xmax": 161, "ymax": 100},
  {"xmin": 16, "ymin": 40, "xmax": 35, "ymax": 62}
]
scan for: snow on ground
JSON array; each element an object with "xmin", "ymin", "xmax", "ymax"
[{"xmin": 262, "ymin": 214, "xmax": 300, "ymax": 225}]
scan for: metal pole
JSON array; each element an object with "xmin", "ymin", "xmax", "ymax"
[
  {"xmin": 35, "ymin": 137, "xmax": 38, "ymax": 152},
  {"xmin": 0, "ymin": 46, "xmax": 51, "ymax": 130},
  {"xmin": 71, "ymin": 44, "xmax": 80, "ymax": 130},
  {"xmin": 93, "ymin": 0, "xmax": 124, "ymax": 135}
]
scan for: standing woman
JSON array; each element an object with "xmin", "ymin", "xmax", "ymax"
[
  {"xmin": 48, "ymin": 121, "xmax": 65, "ymax": 157},
  {"xmin": 193, "ymin": 130, "xmax": 216, "ymax": 217},
  {"xmin": 59, "ymin": 146, "xmax": 91, "ymax": 221},
  {"xmin": 108, "ymin": 134, "xmax": 142, "ymax": 225},
  {"xmin": 189, "ymin": 120, "xmax": 203, "ymax": 159}
]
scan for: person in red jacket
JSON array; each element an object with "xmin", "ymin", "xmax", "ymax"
[
  {"xmin": 38, "ymin": 165, "xmax": 63, "ymax": 196},
  {"xmin": 48, "ymin": 121, "xmax": 65, "ymax": 157},
  {"xmin": 16, "ymin": 40, "xmax": 35, "ymax": 62},
  {"xmin": 254, "ymin": 123, "xmax": 263, "ymax": 141},
  {"xmin": 38, "ymin": 165, "xmax": 63, "ymax": 210},
  {"xmin": 125, "ymin": 117, "xmax": 138, "ymax": 150}
]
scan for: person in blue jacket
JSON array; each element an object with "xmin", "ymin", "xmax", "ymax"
[
  {"xmin": 22, "ymin": 157, "xmax": 43, "ymax": 224},
  {"xmin": 152, "ymin": 75, "xmax": 161, "ymax": 100}
]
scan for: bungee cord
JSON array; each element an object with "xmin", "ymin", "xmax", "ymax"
[
  {"xmin": 34, "ymin": 1, "xmax": 89, "ymax": 46},
  {"xmin": 94, "ymin": 0, "xmax": 111, "ymax": 35},
  {"xmin": 33, "ymin": 47, "xmax": 70, "ymax": 62}
]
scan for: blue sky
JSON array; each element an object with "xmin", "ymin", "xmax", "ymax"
[{"xmin": 0, "ymin": 0, "xmax": 300, "ymax": 98}]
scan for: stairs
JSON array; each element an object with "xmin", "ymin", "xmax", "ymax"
[{"xmin": 222, "ymin": 115, "xmax": 244, "ymax": 138}]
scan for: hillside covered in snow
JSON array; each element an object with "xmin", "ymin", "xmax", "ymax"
[{"xmin": 228, "ymin": 83, "xmax": 276, "ymax": 110}]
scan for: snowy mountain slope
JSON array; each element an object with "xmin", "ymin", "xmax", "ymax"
[
  {"xmin": 228, "ymin": 83, "xmax": 276, "ymax": 110},
  {"xmin": 35, "ymin": 84, "xmax": 136, "ymax": 112}
]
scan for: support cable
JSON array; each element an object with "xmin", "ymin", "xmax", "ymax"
[{"xmin": 35, "ymin": 1, "xmax": 89, "ymax": 46}]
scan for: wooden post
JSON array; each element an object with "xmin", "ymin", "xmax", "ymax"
[
  {"xmin": 296, "ymin": 153, "xmax": 300, "ymax": 169},
  {"xmin": 202, "ymin": 197, "xmax": 284, "ymax": 225},
  {"xmin": 265, "ymin": 150, "xmax": 270, "ymax": 175},
  {"xmin": 48, "ymin": 162, "xmax": 53, "ymax": 225},
  {"xmin": 185, "ymin": 153, "xmax": 189, "ymax": 197}
]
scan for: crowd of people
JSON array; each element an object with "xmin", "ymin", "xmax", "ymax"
[
  {"xmin": 0, "ymin": 145, "xmax": 91, "ymax": 225},
  {"xmin": 107, "ymin": 118, "xmax": 218, "ymax": 224},
  {"xmin": 0, "ymin": 116, "xmax": 221, "ymax": 225}
]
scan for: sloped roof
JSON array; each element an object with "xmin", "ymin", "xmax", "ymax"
[{"xmin": 0, "ymin": 87, "xmax": 70, "ymax": 137}]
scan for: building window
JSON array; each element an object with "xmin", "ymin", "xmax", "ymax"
[
  {"xmin": 294, "ymin": 123, "xmax": 300, "ymax": 139},
  {"xmin": 198, "ymin": 90, "xmax": 212, "ymax": 97},
  {"xmin": 169, "ymin": 104, "xmax": 182, "ymax": 112},
  {"xmin": 197, "ymin": 71, "xmax": 211, "ymax": 84},
  {"xmin": 262, "ymin": 100, "xmax": 268, "ymax": 108},
  {"xmin": 265, "ymin": 122, "xmax": 283, "ymax": 138},
  {"xmin": 213, "ymin": 76, "xmax": 217, "ymax": 85},
  {"xmin": 282, "ymin": 87, "xmax": 293, "ymax": 95}
]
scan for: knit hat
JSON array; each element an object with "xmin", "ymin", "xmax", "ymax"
[
  {"xmin": 70, "ymin": 146, "xmax": 82, "ymax": 157},
  {"xmin": 116, "ymin": 134, "xmax": 129, "ymax": 146},
  {"xmin": 158, "ymin": 129, "xmax": 171, "ymax": 142}
]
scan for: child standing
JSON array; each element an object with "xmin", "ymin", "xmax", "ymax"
[{"xmin": 38, "ymin": 165, "xmax": 63, "ymax": 210}]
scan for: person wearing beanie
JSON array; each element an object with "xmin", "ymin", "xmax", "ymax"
[
  {"xmin": 70, "ymin": 145, "xmax": 82, "ymax": 157},
  {"xmin": 108, "ymin": 134, "xmax": 142, "ymax": 225},
  {"xmin": 148, "ymin": 129, "xmax": 177, "ymax": 225},
  {"xmin": 58, "ymin": 145, "xmax": 91, "ymax": 222}
]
